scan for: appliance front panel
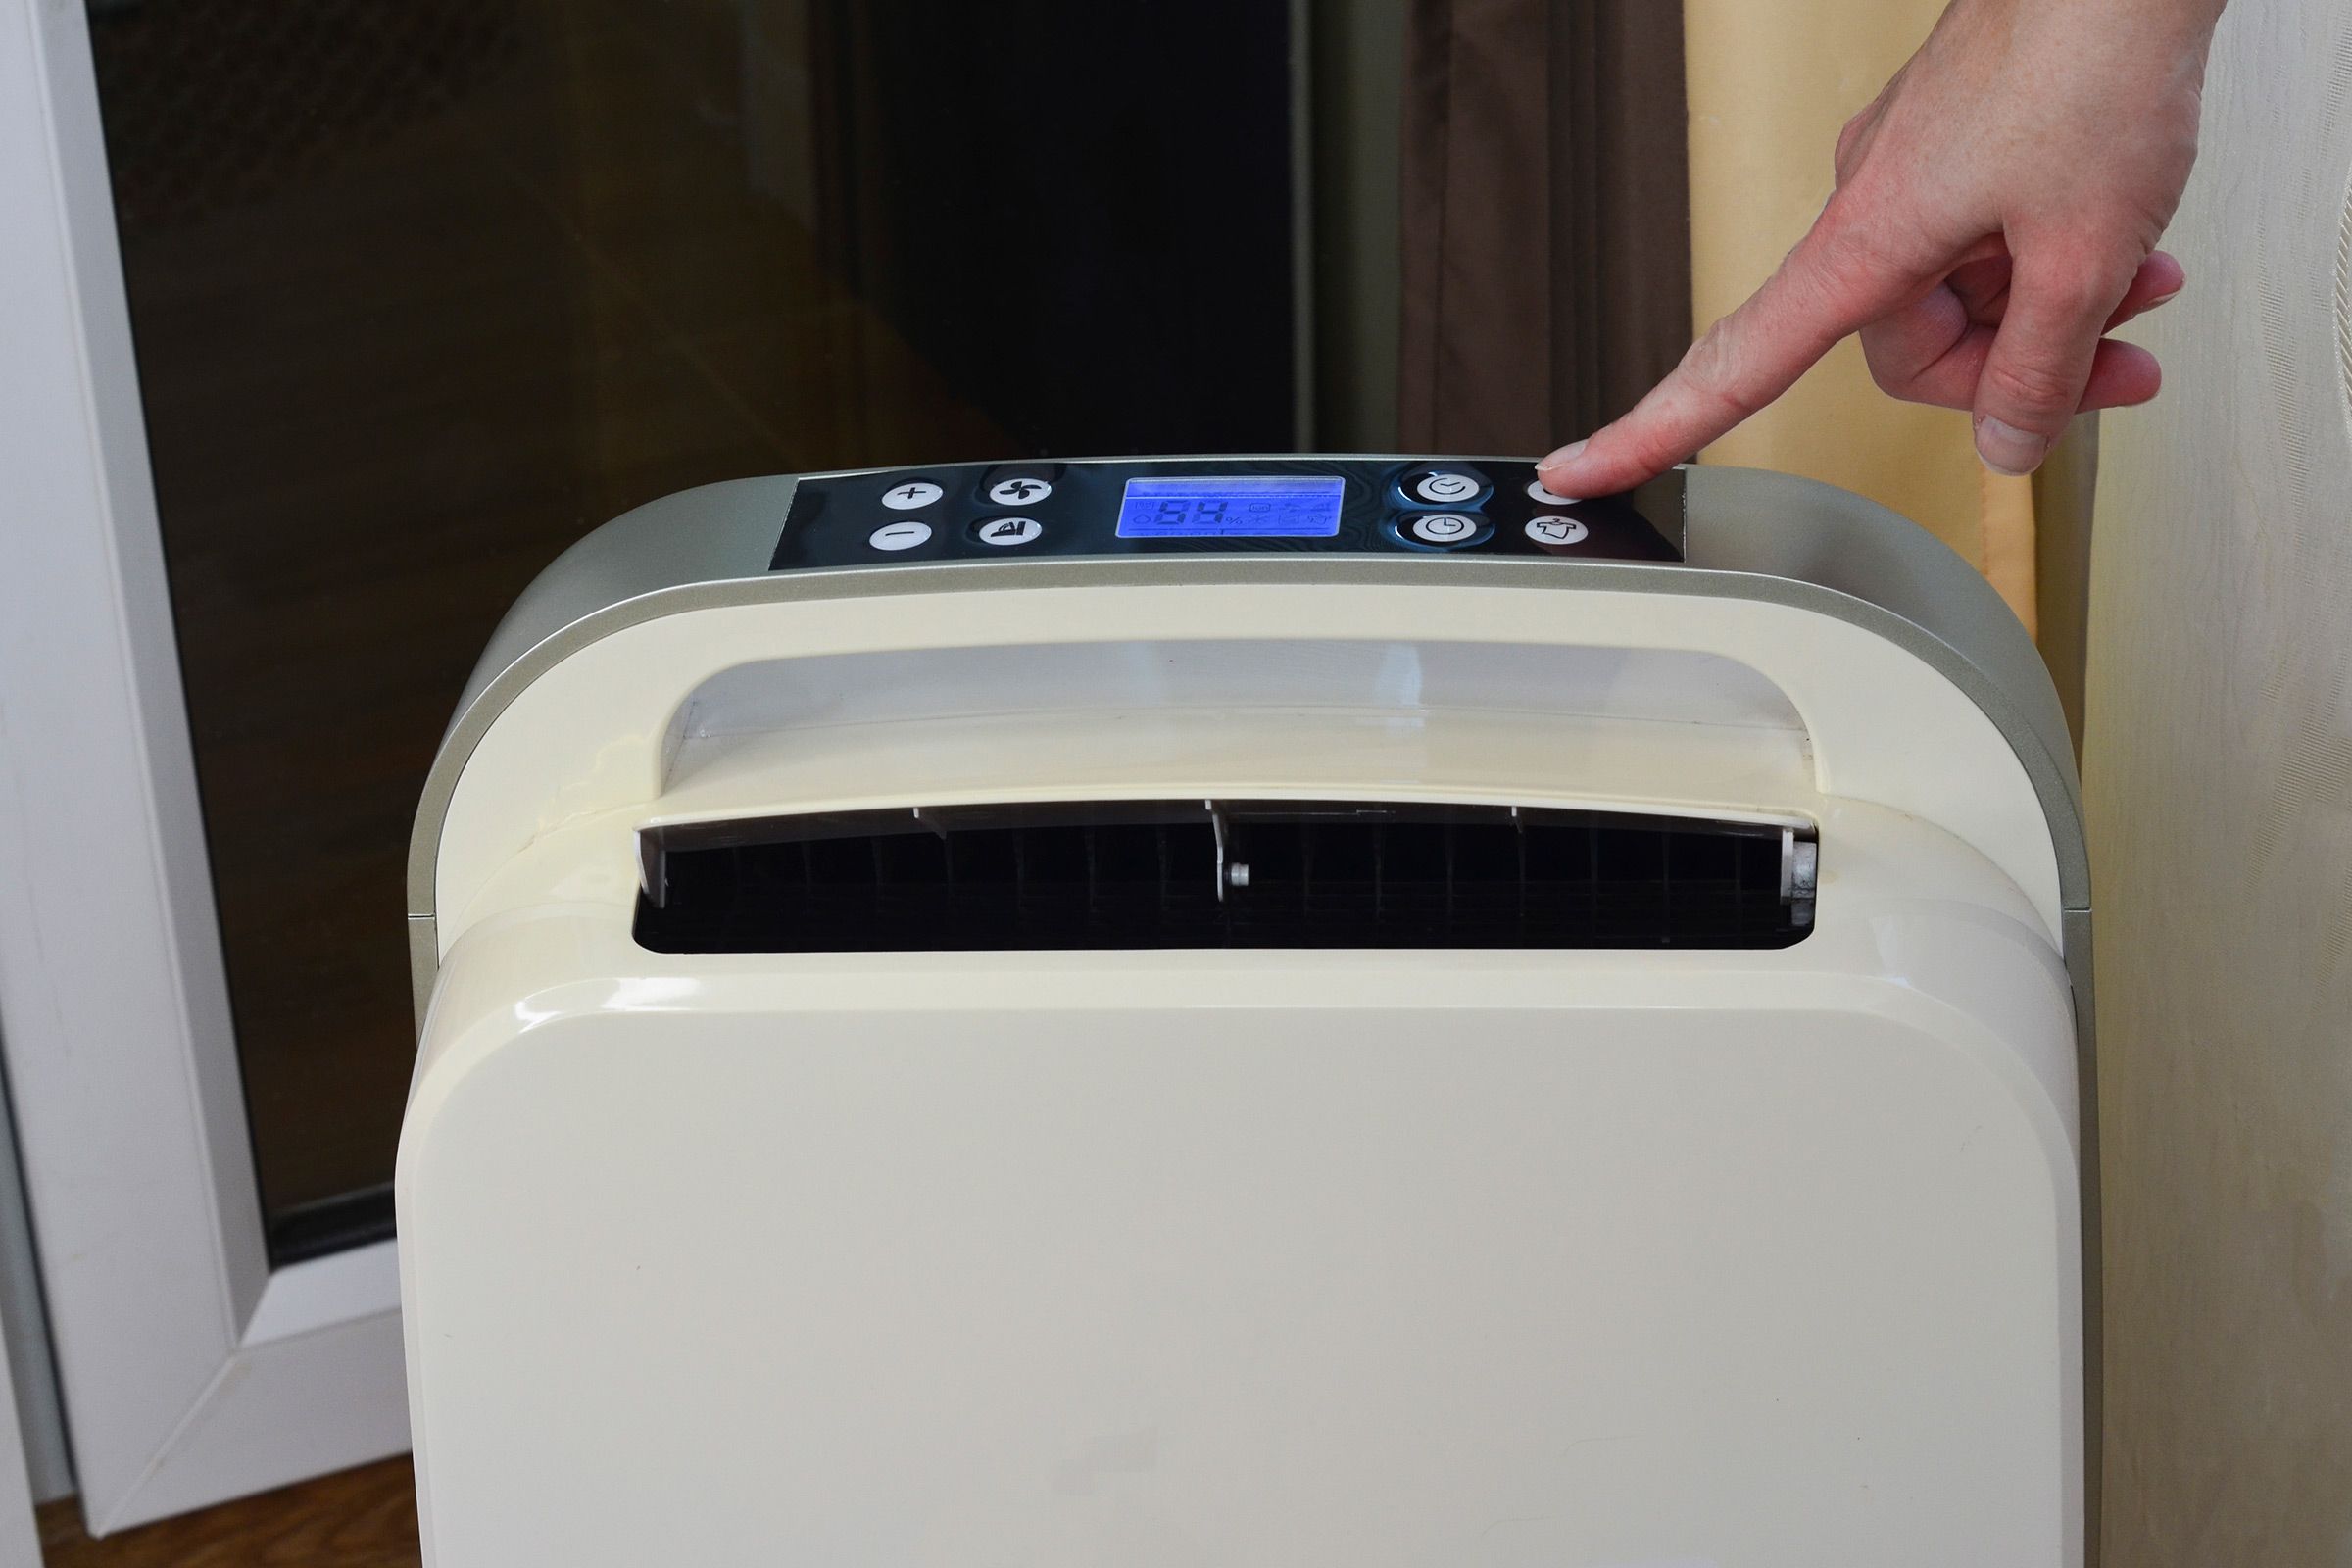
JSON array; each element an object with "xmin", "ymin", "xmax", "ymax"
[{"xmin": 402, "ymin": 945, "xmax": 2080, "ymax": 1568}]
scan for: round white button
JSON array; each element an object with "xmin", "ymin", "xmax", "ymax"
[
  {"xmin": 880, "ymin": 480, "xmax": 944, "ymax": 511},
  {"xmin": 974, "ymin": 516, "xmax": 1044, "ymax": 547},
  {"xmin": 1412, "ymin": 470, "xmax": 1483, "ymax": 504},
  {"xmin": 868, "ymin": 520, "xmax": 933, "ymax": 552},
  {"xmin": 1408, "ymin": 513, "xmax": 1481, "ymax": 545},
  {"xmin": 986, "ymin": 476, "xmax": 1054, "ymax": 507},
  {"xmin": 1527, "ymin": 479, "xmax": 1579, "ymax": 505},
  {"xmin": 1525, "ymin": 516, "xmax": 1590, "ymax": 546}
]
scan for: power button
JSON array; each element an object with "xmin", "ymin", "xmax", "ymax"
[{"xmin": 1396, "ymin": 466, "xmax": 1493, "ymax": 509}]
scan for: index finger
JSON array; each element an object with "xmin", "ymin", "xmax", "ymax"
[{"xmin": 1539, "ymin": 204, "xmax": 1938, "ymax": 496}]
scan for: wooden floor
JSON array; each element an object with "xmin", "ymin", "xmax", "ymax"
[{"xmin": 37, "ymin": 1460, "xmax": 419, "ymax": 1567}]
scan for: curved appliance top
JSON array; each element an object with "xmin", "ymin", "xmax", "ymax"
[{"xmin": 404, "ymin": 458, "xmax": 2085, "ymax": 946}]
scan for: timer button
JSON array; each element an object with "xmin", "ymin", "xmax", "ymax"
[
  {"xmin": 880, "ymin": 480, "xmax": 945, "ymax": 511},
  {"xmin": 1396, "ymin": 512, "xmax": 1493, "ymax": 550},
  {"xmin": 868, "ymin": 520, "xmax": 934, "ymax": 552},
  {"xmin": 1411, "ymin": 514, "xmax": 1478, "ymax": 543}
]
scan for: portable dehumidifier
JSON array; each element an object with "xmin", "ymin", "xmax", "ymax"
[{"xmin": 401, "ymin": 458, "xmax": 2093, "ymax": 1567}]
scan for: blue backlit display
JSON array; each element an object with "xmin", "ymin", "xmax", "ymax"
[{"xmin": 1114, "ymin": 475, "xmax": 1346, "ymax": 538}]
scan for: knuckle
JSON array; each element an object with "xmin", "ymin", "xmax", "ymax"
[
  {"xmin": 2021, "ymin": 236, "xmax": 2141, "ymax": 317},
  {"xmin": 1799, "ymin": 200, "xmax": 1919, "ymax": 310},
  {"xmin": 1815, "ymin": 186, "xmax": 1906, "ymax": 265},
  {"xmin": 1833, "ymin": 111, "xmax": 1872, "ymax": 175},
  {"xmin": 1678, "ymin": 327, "xmax": 1764, "ymax": 420},
  {"xmin": 1863, "ymin": 347, "xmax": 1907, "ymax": 399},
  {"xmin": 2042, "ymin": 263, "xmax": 2126, "ymax": 318},
  {"xmin": 1806, "ymin": 204, "xmax": 1883, "ymax": 284},
  {"xmin": 1981, "ymin": 355, "xmax": 2078, "ymax": 418}
]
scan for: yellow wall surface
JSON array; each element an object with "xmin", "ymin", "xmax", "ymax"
[{"xmin": 1682, "ymin": 0, "xmax": 2034, "ymax": 618}]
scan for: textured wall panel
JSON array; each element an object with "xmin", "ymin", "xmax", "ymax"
[{"xmin": 2085, "ymin": 3, "xmax": 2352, "ymax": 1561}]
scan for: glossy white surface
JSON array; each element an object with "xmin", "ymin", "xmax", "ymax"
[
  {"xmin": 405, "ymin": 856, "xmax": 2081, "ymax": 1566},
  {"xmin": 667, "ymin": 640, "xmax": 1802, "ymax": 743},
  {"xmin": 408, "ymin": 536, "xmax": 2083, "ymax": 1564},
  {"xmin": 431, "ymin": 587, "xmax": 2066, "ymax": 952}
]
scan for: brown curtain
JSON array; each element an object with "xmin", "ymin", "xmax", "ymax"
[{"xmin": 1397, "ymin": 0, "xmax": 1690, "ymax": 453}]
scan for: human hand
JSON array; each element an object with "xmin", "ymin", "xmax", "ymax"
[{"xmin": 1539, "ymin": 0, "xmax": 2223, "ymax": 496}]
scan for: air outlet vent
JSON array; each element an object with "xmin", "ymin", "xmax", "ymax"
[{"xmin": 632, "ymin": 802, "xmax": 1814, "ymax": 954}]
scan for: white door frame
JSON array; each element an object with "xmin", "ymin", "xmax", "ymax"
[
  {"xmin": 0, "ymin": 1270, "xmax": 41, "ymax": 1568},
  {"xmin": 0, "ymin": 0, "xmax": 407, "ymax": 1534}
]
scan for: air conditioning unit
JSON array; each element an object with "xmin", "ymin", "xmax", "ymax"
[{"xmin": 402, "ymin": 458, "xmax": 2092, "ymax": 1567}]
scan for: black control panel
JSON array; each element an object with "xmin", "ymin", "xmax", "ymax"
[{"xmin": 766, "ymin": 458, "xmax": 1684, "ymax": 571}]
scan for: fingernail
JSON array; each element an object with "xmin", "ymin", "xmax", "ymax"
[
  {"xmin": 2145, "ymin": 286, "xmax": 2183, "ymax": 308},
  {"xmin": 1974, "ymin": 416, "xmax": 2049, "ymax": 477},
  {"xmin": 1538, "ymin": 438, "xmax": 1588, "ymax": 475}
]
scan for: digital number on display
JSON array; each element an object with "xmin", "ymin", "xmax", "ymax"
[{"xmin": 1114, "ymin": 475, "xmax": 1347, "ymax": 538}]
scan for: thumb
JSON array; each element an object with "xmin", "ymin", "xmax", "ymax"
[{"xmin": 1971, "ymin": 247, "xmax": 2137, "ymax": 475}]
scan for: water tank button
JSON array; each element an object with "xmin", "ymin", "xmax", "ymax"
[{"xmin": 971, "ymin": 516, "xmax": 1046, "ymax": 547}]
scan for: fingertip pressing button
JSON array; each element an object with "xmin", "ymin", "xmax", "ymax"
[{"xmin": 1527, "ymin": 479, "xmax": 1579, "ymax": 505}]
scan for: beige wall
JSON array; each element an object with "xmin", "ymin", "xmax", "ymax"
[
  {"xmin": 1683, "ymin": 0, "xmax": 2036, "ymax": 622},
  {"xmin": 2084, "ymin": 0, "xmax": 2352, "ymax": 1560}
]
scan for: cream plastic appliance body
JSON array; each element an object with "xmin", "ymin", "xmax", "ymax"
[{"xmin": 400, "ymin": 459, "xmax": 2094, "ymax": 1568}]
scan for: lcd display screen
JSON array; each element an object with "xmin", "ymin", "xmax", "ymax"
[{"xmin": 1114, "ymin": 475, "xmax": 1346, "ymax": 538}]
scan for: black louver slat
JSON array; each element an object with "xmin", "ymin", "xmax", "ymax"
[{"xmin": 633, "ymin": 802, "xmax": 1812, "ymax": 954}]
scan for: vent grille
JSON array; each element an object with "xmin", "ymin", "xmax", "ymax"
[{"xmin": 633, "ymin": 802, "xmax": 1814, "ymax": 954}]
